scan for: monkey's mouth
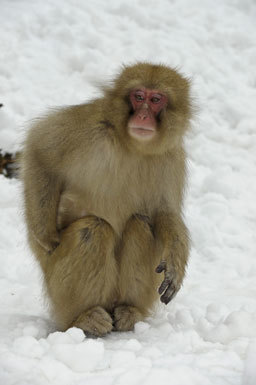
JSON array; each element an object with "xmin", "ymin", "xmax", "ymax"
[{"xmin": 128, "ymin": 125, "xmax": 156, "ymax": 141}]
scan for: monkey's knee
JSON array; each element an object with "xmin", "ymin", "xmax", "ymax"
[
  {"xmin": 64, "ymin": 215, "xmax": 112, "ymax": 233},
  {"xmin": 61, "ymin": 215, "xmax": 116, "ymax": 248},
  {"xmin": 133, "ymin": 213, "xmax": 151, "ymax": 225},
  {"xmin": 124, "ymin": 213, "xmax": 154, "ymax": 238}
]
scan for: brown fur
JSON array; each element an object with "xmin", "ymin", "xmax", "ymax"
[{"xmin": 21, "ymin": 63, "xmax": 192, "ymax": 336}]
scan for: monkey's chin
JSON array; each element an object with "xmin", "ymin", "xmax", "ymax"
[{"xmin": 128, "ymin": 126, "xmax": 156, "ymax": 142}]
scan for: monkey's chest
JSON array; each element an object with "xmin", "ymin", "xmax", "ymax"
[{"xmin": 58, "ymin": 169, "xmax": 160, "ymax": 235}]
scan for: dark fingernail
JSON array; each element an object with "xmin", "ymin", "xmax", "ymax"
[
  {"xmin": 156, "ymin": 265, "xmax": 163, "ymax": 273},
  {"xmin": 158, "ymin": 281, "xmax": 168, "ymax": 295},
  {"xmin": 161, "ymin": 289, "xmax": 176, "ymax": 304},
  {"xmin": 158, "ymin": 286, "xmax": 163, "ymax": 295},
  {"xmin": 160, "ymin": 295, "xmax": 170, "ymax": 305},
  {"xmin": 155, "ymin": 262, "xmax": 166, "ymax": 273}
]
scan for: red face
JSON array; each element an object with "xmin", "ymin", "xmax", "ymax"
[{"xmin": 128, "ymin": 88, "xmax": 168, "ymax": 141}]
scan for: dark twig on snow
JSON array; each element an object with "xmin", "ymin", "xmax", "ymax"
[{"xmin": 0, "ymin": 150, "xmax": 20, "ymax": 178}]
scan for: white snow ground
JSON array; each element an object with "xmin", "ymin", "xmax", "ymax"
[{"xmin": 0, "ymin": 0, "xmax": 256, "ymax": 384}]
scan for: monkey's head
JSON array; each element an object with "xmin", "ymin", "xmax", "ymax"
[{"xmin": 106, "ymin": 62, "xmax": 192, "ymax": 155}]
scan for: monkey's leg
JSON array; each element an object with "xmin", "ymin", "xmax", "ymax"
[
  {"xmin": 114, "ymin": 214, "xmax": 161, "ymax": 331},
  {"xmin": 43, "ymin": 216, "xmax": 118, "ymax": 336}
]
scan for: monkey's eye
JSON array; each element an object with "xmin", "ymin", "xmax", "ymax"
[
  {"xmin": 135, "ymin": 94, "xmax": 144, "ymax": 101},
  {"xmin": 151, "ymin": 96, "xmax": 161, "ymax": 103}
]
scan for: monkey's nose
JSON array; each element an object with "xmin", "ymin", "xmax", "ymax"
[{"xmin": 138, "ymin": 109, "xmax": 149, "ymax": 120}]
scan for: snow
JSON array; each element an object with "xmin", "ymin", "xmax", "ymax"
[{"xmin": 0, "ymin": 0, "xmax": 256, "ymax": 384}]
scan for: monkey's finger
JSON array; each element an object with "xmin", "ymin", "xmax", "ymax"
[
  {"xmin": 160, "ymin": 286, "xmax": 176, "ymax": 305},
  {"xmin": 158, "ymin": 277, "xmax": 171, "ymax": 295},
  {"xmin": 155, "ymin": 261, "xmax": 166, "ymax": 273}
]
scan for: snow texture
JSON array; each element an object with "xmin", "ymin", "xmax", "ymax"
[{"xmin": 0, "ymin": 0, "xmax": 256, "ymax": 384}]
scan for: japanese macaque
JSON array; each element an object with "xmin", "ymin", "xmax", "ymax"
[{"xmin": 21, "ymin": 62, "xmax": 192, "ymax": 337}]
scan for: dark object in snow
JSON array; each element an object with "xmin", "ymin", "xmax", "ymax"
[
  {"xmin": 0, "ymin": 150, "xmax": 20, "ymax": 178},
  {"xmin": 0, "ymin": 104, "xmax": 3, "ymax": 108}
]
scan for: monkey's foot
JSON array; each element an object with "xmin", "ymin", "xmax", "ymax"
[
  {"xmin": 72, "ymin": 306, "xmax": 113, "ymax": 337},
  {"xmin": 113, "ymin": 305, "xmax": 143, "ymax": 332}
]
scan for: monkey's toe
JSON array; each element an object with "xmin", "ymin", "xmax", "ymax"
[
  {"xmin": 72, "ymin": 306, "xmax": 113, "ymax": 337},
  {"xmin": 113, "ymin": 305, "xmax": 143, "ymax": 332}
]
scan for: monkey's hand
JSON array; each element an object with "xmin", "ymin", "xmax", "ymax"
[
  {"xmin": 154, "ymin": 212, "xmax": 189, "ymax": 305},
  {"xmin": 156, "ymin": 258, "xmax": 183, "ymax": 305},
  {"xmin": 33, "ymin": 230, "xmax": 60, "ymax": 254}
]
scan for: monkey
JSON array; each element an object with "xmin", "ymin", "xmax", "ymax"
[{"xmin": 21, "ymin": 62, "xmax": 192, "ymax": 337}]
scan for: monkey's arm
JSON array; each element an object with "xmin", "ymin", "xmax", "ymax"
[
  {"xmin": 154, "ymin": 212, "xmax": 190, "ymax": 304},
  {"xmin": 23, "ymin": 156, "xmax": 62, "ymax": 253}
]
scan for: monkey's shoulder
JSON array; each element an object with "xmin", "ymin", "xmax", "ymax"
[{"xmin": 24, "ymin": 100, "xmax": 114, "ymax": 159}]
